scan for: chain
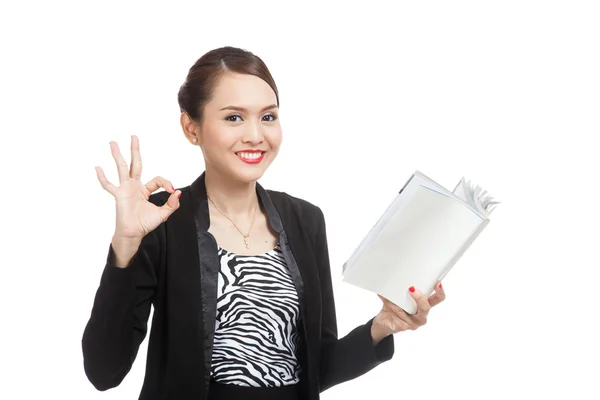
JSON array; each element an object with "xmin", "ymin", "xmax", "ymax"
[{"xmin": 207, "ymin": 195, "xmax": 258, "ymax": 249}]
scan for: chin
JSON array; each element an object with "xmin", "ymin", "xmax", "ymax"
[{"xmin": 232, "ymin": 167, "xmax": 268, "ymax": 184}]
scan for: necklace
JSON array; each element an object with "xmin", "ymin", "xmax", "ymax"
[{"xmin": 207, "ymin": 195, "xmax": 258, "ymax": 249}]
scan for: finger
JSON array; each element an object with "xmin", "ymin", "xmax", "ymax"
[
  {"xmin": 145, "ymin": 176, "xmax": 175, "ymax": 194},
  {"xmin": 378, "ymin": 294, "xmax": 411, "ymax": 316},
  {"xmin": 129, "ymin": 135, "xmax": 142, "ymax": 180},
  {"xmin": 158, "ymin": 190, "xmax": 181, "ymax": 222},
  {"xmin": 110, "ymin": 141, "xmax": 130, "ymax": 184},
  {"xmin": 378, "ymin": 294, "xmax": 417, "ymax": 324},
  {"xmin": 409, "ymin": 286, "xmax": 431, "ymax": 317},
  {"xmin": 428, "ymin": 281, "xmax": 446, "ymax": 308},
  {"xmin": 95, "ymin": 166, "xmax": 118, "ymax": 196}
]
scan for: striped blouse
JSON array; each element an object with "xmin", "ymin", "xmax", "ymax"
[{"xmin": 209, "ymin": 244, "xmax": 302, "ymax": 387}]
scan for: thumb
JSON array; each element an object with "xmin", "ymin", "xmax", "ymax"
[{"xmin": 159, "ymin": 190, "xmax": 181, "ymax": 222}]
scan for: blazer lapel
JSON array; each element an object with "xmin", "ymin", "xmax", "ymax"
[{"xmin": 189, "ymin": 173, "xmax": 220, "ymax": 390}]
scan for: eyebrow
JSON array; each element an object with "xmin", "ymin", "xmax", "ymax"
[{"xmin": 220, "ymin": 104, "xmax": 278, "ymax": 112}]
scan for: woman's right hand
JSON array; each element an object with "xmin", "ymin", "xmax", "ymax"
[{"xmin": 96, "ymin": 135, "xmax": 181, "ymax": 244}]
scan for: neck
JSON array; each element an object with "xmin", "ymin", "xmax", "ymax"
[{"xmin": 204, "ymin": 169, "xmax": 258, "ymax": 217}]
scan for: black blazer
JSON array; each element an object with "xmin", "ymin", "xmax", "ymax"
[{"xmin": 82, "ymin": 173, "xmax": 395, "ymax": 399}]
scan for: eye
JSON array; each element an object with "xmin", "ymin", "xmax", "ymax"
[
  {"xmin": 263, "ymin": 114, "xmax": 278, "ymax": 122},
  {"xmin": 225, "ymin": 114, "xmax": 243, "ymax": 122}
]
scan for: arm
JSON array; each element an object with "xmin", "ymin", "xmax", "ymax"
[
  {"xmin": 315, "ymin": 207, "xmax": 395, "ymax": 393},
  {"xmin": 81, "ymin": 228, "xmax": 161, "ymax": 391}
]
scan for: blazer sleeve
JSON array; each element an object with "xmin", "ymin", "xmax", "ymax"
[
  {"xmin": 81, "ymin": 226, "xmax": 162, "ymax": 391},
  {"xmin": 315, "ymin": 207, "xmax": 395, "ymax": 393}
]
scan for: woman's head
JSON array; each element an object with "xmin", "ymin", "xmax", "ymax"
[{"xmin": 178, "ymin": 46, "xmax": 282, "ymax": 184}]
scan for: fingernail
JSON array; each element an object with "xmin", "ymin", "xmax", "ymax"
[
  {"xmin": 177, "ymin": 192, "xmax": 181, "ymax": 199},
  {"xmin": 172, "ymin": 185, "xmax": 175, "ymax": 192},
  {"xmin": 439, "ymin": 283, "xmax": 443, "ymax": 289},
  {"xmin": 409, "ymin": 286, "xmax": 415, "ymax": 293}
]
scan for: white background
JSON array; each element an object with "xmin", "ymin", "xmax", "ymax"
[{"xmin": 1, "ymin": 0, "xmax": 599, "ymax": 398}]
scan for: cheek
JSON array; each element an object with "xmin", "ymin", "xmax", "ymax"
[
  {"xmin": 203, "ymin": 126, "xmax": 237, "ymax": 151},
  {"xmin": 267, "ymin": 127, "xmax": 283, "ymax": 150}
]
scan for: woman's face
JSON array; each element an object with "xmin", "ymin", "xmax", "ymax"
[{"xmin": 194, "ymin": 72, "xmax": 282, "ymax": 184}]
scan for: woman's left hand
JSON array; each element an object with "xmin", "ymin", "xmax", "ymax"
[{"xmin": 372, "ymin": 282, "xmax": 446, "ymax": 339}]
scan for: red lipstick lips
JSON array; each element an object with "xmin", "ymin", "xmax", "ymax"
[{"xmin": 235, "ymin": 150, "xmax": 265, "ymax": 164}]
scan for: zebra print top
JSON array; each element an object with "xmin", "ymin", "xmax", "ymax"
[{"xmin": 209, "ymin": 243, "xmax": 303, "ymax": 387}]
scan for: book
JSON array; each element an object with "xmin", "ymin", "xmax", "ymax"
[{"xmin": 341, "ymin": 170, "xmax": 499, "ymax": 314}]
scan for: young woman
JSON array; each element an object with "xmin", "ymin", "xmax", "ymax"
[{"xmin": 82, "ymin": 46, "xmax": 446, "ymax": 400}]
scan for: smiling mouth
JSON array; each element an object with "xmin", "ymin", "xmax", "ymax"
[{"xmin": 235, "ymin": 151, "xmax": 266, "ymax": 164}]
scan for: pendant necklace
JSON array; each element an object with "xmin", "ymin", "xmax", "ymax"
[{"xmin": 207, "ymin": 195, "xmax": 258, "ymax": 250}]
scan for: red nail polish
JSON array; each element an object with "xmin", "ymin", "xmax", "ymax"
[
  {"xmin": 409, "ymin": 286, "xmax": 415, "ymax": 293},
  {"xmin": 172, "ymin": 185, "xmax": 175, "ymax": 192},
  {"xmin": 177, "ymin": 192, "xmax": 181, "ymax": 199},
  {"xmin": 439, "ymin": 283, "xmax": 443, "ymax": 289}
]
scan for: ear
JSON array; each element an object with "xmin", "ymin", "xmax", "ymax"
[{"xmin": 180, "ymin": 112, "xmax": 200, "ymax": 145}]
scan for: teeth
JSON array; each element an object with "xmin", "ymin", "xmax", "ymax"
[{"xmin": 238, "ymin": 152, "xmax": 262, "ymax": 159}]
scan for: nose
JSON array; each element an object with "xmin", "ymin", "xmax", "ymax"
[{"xmin": 241, "ymin": 120, "xmax": 264, "ymax": 145}]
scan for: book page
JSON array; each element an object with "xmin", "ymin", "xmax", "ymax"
[
  {"xmin": 413, "ymin": 170, "xmax": 487, "ymax": 219},
  {"xmin": 453, "ymin": 177, "xmax": 500, "ymax": 217}
]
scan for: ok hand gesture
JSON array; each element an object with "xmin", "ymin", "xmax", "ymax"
[{"xmin": 95, "ymin": 135, "xmax": 180, "ymax": 242}]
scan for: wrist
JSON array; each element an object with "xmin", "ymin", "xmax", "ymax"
[
  {"xmin": 371, "ymin": 313, "xmax": 391, "ymax": 346},
  {"xmin": 111, "ymin": 234, "xmax": 142, "ymax": 268}
]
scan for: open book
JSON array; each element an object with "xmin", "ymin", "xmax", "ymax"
[{"xmin": 342, "ymin": 170, "xmax": 499, "ymax": 314}]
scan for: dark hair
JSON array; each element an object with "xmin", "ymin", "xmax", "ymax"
[{"xmin": 177, "ymin": 46, "xmax": 279, "ymax": 123}]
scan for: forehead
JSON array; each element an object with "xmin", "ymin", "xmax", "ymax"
[{"xmin": 210, "ymin": 72, "xmax": 277, "ymax": 109}]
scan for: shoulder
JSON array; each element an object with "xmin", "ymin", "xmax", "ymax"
[
  {"xmin": 147, "ymin": 190, "xmax": 171, "ymax": 206},
  {"xmin": 266, "ymin": 189, "xmax": 325, "ymax": 227},
  {"xmin": 267, "ymin": 189, "xmax": 322, "ymax": 214},
  {"xmin": 147, "ymin": 184, "xmax": 193, "ymax": 207}
]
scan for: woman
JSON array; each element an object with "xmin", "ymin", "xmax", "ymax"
[{"xmin": 82, "ymin": 46, "xmax": 446, "ymax": 400}]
